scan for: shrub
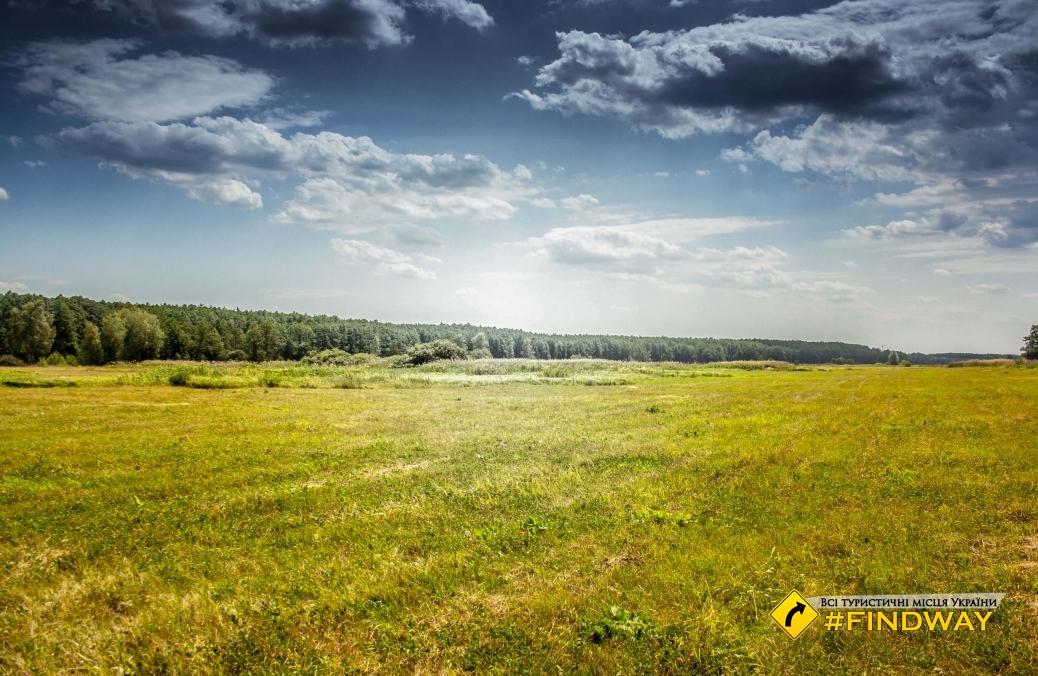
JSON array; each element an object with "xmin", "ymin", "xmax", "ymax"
[
  {"xmin": 225, "ymin": 349, "xmax": 249, "ymax": 362},
  {"xmin": 400, "ymin": 340, "xmax": 466, "ymax": 366},
  {"xmin": 302, "ymin": 348, "xmax": 357, "ymax": 366},
  {"xmin": 169, "ymin": 371, "xmax": 189, "ymax": 386},
  {"xmin": 0, "ymin": 355, "xmax": 25, "ymax": 367}
]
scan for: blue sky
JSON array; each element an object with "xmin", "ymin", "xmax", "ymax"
[{"xmin": 1, "ymin": 0, "xmax": 1036, "ymax": 353}]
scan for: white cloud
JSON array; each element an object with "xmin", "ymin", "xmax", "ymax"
[
  {"xmin": 256, "ymin": 107, "xmax": 332, "ymax": 130},
  {"xmin": 0, "ymin": 280, "xmax": 28, "ymax": 292},
  {"xmin": 695, "ymin": 169, "xmax": 711, "ymax": 177},
  {"xmin": 654, "ymin": 171, "xmax": 669, "ymax": 178},
  {"xmin": 918, "ymin": 296, "xmax": 939, "ymax": 302},
  {"xmin": 792, "ymin": 280, "xmax": 874, "ymax": 304},
  {"xmin": 968, "ymin": 283, "xmax": 1010, "ymax": 294},
  {"xmin": 330, "ymin": 238, "xmax": 436, "ymax": 279},
  {"xmin": 8, "ymin": 136, "xmax": 22, "ymax": 147},
  {"xmin": 415, "ymin": 0, "xmax": 494, "ymax": 30},
  {"xmin": 729, "ymin": 116, "xmax": 921, "ymax": 183},
  {"xmin": 455, "ymin": 286, "xmax": 485, "ymax": 297},
  {"xmin": 15, "ymin": 40, "xmax": 274, "ymax": 123},
  {"xmin": 24, "ymin": 161, "xmax": 46, "ymax": 168},
  {"xmin": 933, "ymin": 268, "xmax": 951, "ymax": 276},
  {"xmin": 560, "ymin": 194, "xmax": 599, "ymax": 210},
  {"xmin": 528, "ymin": 225, "xmax": 687, "ymax": 269},
  {"xmin": 530, "ymin": 197, "xmax": 558, "ymax": 208},
  {"xmin": 0, "ymin": 188, "xmax": 8, "ymax": 200},
  {"xmin": 107, "ymin": 293, "xmax": 132, "ymax": 302},
  {"xmin": 185, "ymin": 178, "xmax": 263, "ymax": 208},
  {"xmin": 620, "ymin": 216, "xmax": 778, "ymax": 243}
]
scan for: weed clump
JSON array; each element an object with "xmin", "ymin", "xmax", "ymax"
[{"xmin": 583, "ymin": 606, "xmax": 654, "ymax": 643}]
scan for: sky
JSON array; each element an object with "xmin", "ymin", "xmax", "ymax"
[{"xmin": 0, "ymin": 0, "xmax": 1036, "ymax": 353}]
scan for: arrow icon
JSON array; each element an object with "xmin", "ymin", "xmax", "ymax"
[
  {"xmin": 771, "ymin": 590, "xmax": 819, "ymax": 639},
  {"xmin": 785, "ymin": 602, "xmax": 806, "ymax": 627}
]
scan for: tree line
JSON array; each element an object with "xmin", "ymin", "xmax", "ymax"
[{"xmin": 0, "ymin": 292, "xmax": 1016, "ymax": 366}]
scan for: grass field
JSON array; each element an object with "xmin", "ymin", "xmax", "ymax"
[{"xmin": 1, "ymin": 360, "xmax": 1036, "ymax": 674}]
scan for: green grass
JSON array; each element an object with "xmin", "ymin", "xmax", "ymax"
[{"xmin": 0, "ymin": 361, "xmax": 1036, "ymax": 674}]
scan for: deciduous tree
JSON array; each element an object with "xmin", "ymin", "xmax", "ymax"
[
  {"xmin": 80, "ymin": 321, "xmax": 104, "ymax": 365},
  {"xmin": 7, "ymin": 300, "xmax": 55, "ymax": 363}
]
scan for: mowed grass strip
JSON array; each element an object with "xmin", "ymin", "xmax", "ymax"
[{"xmin": 0, "ymin": 365, "xmax": 1036, "ymax": 674}]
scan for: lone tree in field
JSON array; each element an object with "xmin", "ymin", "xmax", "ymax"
[
  {"xmin": 7, "ymin": 300, "xmax": 55, "ymax": 363},
  {"xmin": 1023, "ymin": 324, "xmax": 1038, "ymax": 359}
]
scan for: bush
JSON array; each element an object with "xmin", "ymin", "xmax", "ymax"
[
  {"xmin": 298, "ymin": 350, "xmax": 371, "ymax": 367},
  {"xmin": 400, "ymin": 340, "xmax": 466, "ymax": 366},
  {"xmin": 225, "ymin": 349, "xmax": 249, "ymax": 362},
  {"xmin": 901, "ymin": 359, "xmax": 913, "ymax": 367},
  {"xmin": 0, "ymin": 355, "xmax": 26, "ymax": 367},
  {"xmin": 169, "ymin": 371, "xmax": 189, "ymax": 386}
]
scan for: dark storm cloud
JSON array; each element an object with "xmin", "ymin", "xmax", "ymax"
[
  {"xmin": 239, "ymin": 0, "xmax": 408, "ymax": 46},
  {"xmin": 533, "ymin": 31, "xmax": 914, "ymax": 123},
  {"xmin": 516, "ymin": 0, "xmax": 1038, "ymax": 136}
]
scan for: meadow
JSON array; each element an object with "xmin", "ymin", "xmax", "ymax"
[{"xmin": 0, "ymin": 360, "xmax": 1036, "ymax": 674}]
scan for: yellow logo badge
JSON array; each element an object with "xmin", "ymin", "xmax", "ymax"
[{"xmin": 770, "ymin": 590, "xmax": 819, "ymax": 640}]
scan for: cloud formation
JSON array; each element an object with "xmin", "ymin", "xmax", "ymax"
[
  {"xmin": 518, "ymin": 0, "xmax": 1038, "ymax": 249},
  {"xmin": 15, "ymin": 40, "xmax": 274, "ymax": 122},
  {"xmin": 53, "ymin": 115, "xmax": 531, "ymax": 217},
  {"xmin": 54, "ymin": 0, "xmax": 492, "ymax": 47}
]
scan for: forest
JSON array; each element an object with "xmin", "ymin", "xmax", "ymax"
[{"xmin": 0, "ymin": 292, "xmax": 1012, "ymax": 366}]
